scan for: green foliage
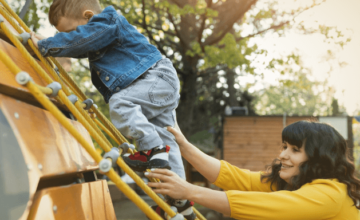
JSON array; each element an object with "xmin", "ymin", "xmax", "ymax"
[
  {"xmin": 353, "ymin": 124, "xmax": 360, "ymax": 176},
  {"xmin": 14, "ymin": 0, "xmax": 348, "ymax": 149},
  {"xmin": 254, "ymin": 54, "xmax": 336, "ymax": 116},
  {"xmin": 254, "ymin": 74, "xmax": 334, "ymax": 116},
  {"xmin": 10, "ymin": 0, "xmax": 52, "ymax": 32}
]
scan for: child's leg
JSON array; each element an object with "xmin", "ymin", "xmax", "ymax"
[
  {"xmin": 109, "ymin": 92, "xmax": 163, "ymax": 152},
  {"xmin": 149, "ymin": 110, "xmax": 185, "ymax": 179},
  {"xmin": 109, "ymin": 58, "xmax": 182, "ymax": 172}
]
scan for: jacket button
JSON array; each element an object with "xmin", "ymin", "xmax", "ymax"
[
  {"xmin": 116, "ymin": 87, "xmax": 120, "ymax": 92},
  {"xmin": 105, "ymin": 76, "xmax": 110, "ymax": 81}
]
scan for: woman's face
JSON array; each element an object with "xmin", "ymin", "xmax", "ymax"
[{"xmin": 278, "ymin": 142, "xmax": 308, "ymax": 183}]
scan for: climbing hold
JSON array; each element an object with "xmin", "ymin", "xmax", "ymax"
[
  {"xmin": 47, "ymin": 82, "xmax": 62, "ymax": 97},
  {"xmin": 82, "ymin": 99, "xmax": 94, "ymax": 110},
  {"xmin": 15, "ymin": 71, "xmax": 32, "ymax": 85},
  {"xmin": 99, "ymin": 159, "xmax": 112, "ymax": 173},
  {"xmin": 103, "ymin": 147, "xmax": 120, "ymax": 167},
  {"xmin": 165, "ymin": 207, "xmax": 185, "ymax": 220},
  {"xmin": 19, "ymin": 32, "xmax": 30, "ymax": 45},
  {"xmin": 119, "ymin": 142, "xmax": 135, "ymax": 154},
  {"xmin": 67, "ymin": 94, "xmax": 78, "ymax": 104}
]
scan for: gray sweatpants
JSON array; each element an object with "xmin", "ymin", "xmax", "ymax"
[{"xmin": 109, "ymin": 58, "xmax": 185, "ymax": 179}]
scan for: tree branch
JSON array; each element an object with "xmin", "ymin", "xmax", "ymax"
[
  {"xmin": 236, "ymin": 21, "xmax": 289, "ymax": 42},
  {"xmin": 132, "ymin": 21, "xmax": 177, "ymax": 37},
  {"xmin": 205, "ymin": 0, "xmax": 257, "ymax": 46},
  {"xmin": 199, "ymin": 64, "xmax": 228, "ymax": 77},
  {"xmin": 236, "ymin": 0, "xmax": 327, "ymax": 42},
  {"xmin": 198, "ymin": 0, "xmax": 212, "ymax": 52},
  {"xmin": 141, "ymin": 0, "xmax": 169, "ymax": 57},
  {"xmin": 167, "ymin": 11, "xmax": 187, "ymax": 50},
  {"xmin": 19, "ymin": 0, "xmax": 33, "ymax": 19},
  {"xmin": 79, "ymin": 60, "xmax": 90, "ymax": 71}
]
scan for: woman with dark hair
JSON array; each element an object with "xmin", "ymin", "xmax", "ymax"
[{"xmin": 146, "ymin": 121, "xmax": 360, "ymax": 219}]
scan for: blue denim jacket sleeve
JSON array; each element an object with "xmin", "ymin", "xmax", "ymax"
[{"xmin": 38, "ymin": 12, "xmax": 119, "ymax": 58}]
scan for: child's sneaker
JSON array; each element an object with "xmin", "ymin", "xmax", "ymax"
[
  {"xmin": 122, "ymin": 145, "xmax": 171, "ymax": 172},
  {"xmin": 150, "ymin": 200, "xmax": 196, "ymax": 220}
]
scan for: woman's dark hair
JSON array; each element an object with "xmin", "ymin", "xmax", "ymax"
[{"xmin": 261, "ymin": 120, "xmax": 360, "ymax": 208}]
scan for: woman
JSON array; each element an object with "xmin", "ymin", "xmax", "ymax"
[{"xmin": 146, "ymin": 121, "xmax": 360, "ymax": 219}]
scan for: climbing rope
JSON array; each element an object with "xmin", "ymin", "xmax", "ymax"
[{"xmin": 0, "ymin": 2, "xmax": 206, "ymax": 219}]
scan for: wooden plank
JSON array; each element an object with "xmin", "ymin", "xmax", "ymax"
[
  {"xmin": 0, "ymin": 94, "xmax": 97, "ymax": 177},
  {"xmin": 0, "ymin": 94, "xmax": 98, "ymax": 219},
  {"xmin": 28, "ymin": 180, "xmax": 116, "ymax": 220},
  {"xmin": 0, "ymin": 13, "xmax": 37, "ymax": 56},
  {"xmin": 89, "ymin": 181, "xmax": 106, "ymax": 219},
  {"xmin": 0, "ymin": 40, "xmax": 68, "ymax": 110},
  {"xmin": 0, "ymin": 39, "xmax": 49, "ymax": 89}
]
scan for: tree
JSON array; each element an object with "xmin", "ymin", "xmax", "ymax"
[
  {"xmin": 99, "ymin": 0, "xmax": 332, "ymax": 136},
  {"xmin": 18, "ymin": 0, "xmax": 33, "ymax": 19},
  {"xmin": 254, "ymin": 72, "xmax": 335, "ymax": 116},
  {"xmin": 9, "ymin": 0, "xmax": 52, "ymax": 32},
  {"xmin": 253, "ymin": 53, "xmax": 336, "ymax": 116},
  {"xmin": 12, "ymin": 0, "xmax": 343, "ymax": 139}
]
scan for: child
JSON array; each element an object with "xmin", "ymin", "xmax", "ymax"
[{"xmin": 31, "ymin": 0, "xmax": 195, "ymax": 218}]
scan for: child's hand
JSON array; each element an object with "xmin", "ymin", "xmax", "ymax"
[{"xmin": 30, "ymin": 32, "xmax": 46, "ymax": 49}]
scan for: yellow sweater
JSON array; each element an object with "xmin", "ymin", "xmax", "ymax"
[{"xmin": 213, "ymin": 160, "xmax": 359, "ymax": 220}]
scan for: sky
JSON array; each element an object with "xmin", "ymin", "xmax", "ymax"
[
  {"xmin": 33, "ymin": 0, "xmax": 360, "ymax": 115},
  {"xmin": 240, "ymin": 0, "xmax": 360, "ymax": 115}
]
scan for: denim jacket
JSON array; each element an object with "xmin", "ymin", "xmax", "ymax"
[{"xmin": 38, "ymin": 6, "xmax": 162, "ymax": 103}]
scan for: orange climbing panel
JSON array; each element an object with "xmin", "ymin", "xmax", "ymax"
[
  {"xmin": 0, "ymin": 39, "xmax": 53, "ymax": 106},
  {"xmin": 27, "ymin": 180, "xmax": 116, "ymax": 220},
  {"xmin": 0, "ymin": 94, "xmax": 101, "ymax": 220}
]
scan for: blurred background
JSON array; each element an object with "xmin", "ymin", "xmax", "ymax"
[{"xmin": 8, "ymin": 0, "xmax": 360, "ymax": 218}]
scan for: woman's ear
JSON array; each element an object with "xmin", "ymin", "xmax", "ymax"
[{"xmin": 83, "ymin": 10, "xmax": 94, "ymax": 20}]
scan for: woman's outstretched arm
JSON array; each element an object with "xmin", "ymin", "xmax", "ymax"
[
  {"xmin": 167, "ymin": 126, "xmax": 221, "ymax": 183},
  {"xmin": 146, "ymin": 169, "xmax": 231, "ymax": 216}
]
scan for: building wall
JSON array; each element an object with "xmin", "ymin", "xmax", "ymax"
[{"xmin": 223, "ymin": 116, "xmax": 314, "ymax": 171}]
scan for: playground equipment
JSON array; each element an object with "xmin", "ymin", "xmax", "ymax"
[{"xmin": 0, "ymin": 2, "xmax": 206, "ymax": 220}]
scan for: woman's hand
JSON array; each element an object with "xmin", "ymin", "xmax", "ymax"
[
  {"xmin": 147, "ymin": 169, "xmax": 231, "ymax": 216},
  {"xmin": 146, "ymin": 169, "xmax": 193, "ymax": 200},
  {"xmin": 167, "ymin": 126, "xmax": 189, "ymax": 150}
]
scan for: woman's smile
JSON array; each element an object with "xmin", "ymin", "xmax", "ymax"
[
  {"xmin": 278, "ymin": 142, "xmax": 308, "ymax": 183},
  {"xmin": 280, "ymin": 164, "xmax": 294, "ymax": 169}
]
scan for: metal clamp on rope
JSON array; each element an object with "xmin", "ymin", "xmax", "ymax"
[
  {"xmin": 93, "ymin": 104, "xmax": 98, "ymax": 109},
  {"xmin": 68, "ymin": 94, "xmax": 78, "ymax": 104},
  {"xmin": 169, "ymin": 214, "xmax": 185, "ymax": 220},
  {"xmin": 103, "ymin": 147, "xmax": 120, "ymax": 167},
  {"xmin": 165, "ymin": 207, "xmax": 185, "ymax": 220},
  {"xmin": 47, "ymin": 82, "xmax": 62, "ymax": 97},
  {"xmin": 119, "ymin": 143, "xmax": 135, "ymax": 155},
  {"xmin": 82, "ymin": 99, "xmax": 94, "ymax": 110},
  {"xmin": 15, "ymin": 72, "xmax": 32, "ymax": 85},
  {"xmin": 99, "ymin": 159, "xmax": 112, "ymax": 173},
  {"xmin": 19, "ymin": 32, "xmax": 31, "ymax": 45}
]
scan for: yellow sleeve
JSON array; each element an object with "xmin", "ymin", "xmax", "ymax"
[
  {"xmin": 213, "ymin": 160, "xmax": 272, "ymax": 192},
  {"xmin": 226, "ymin": 179, "xmax": 345, "ymax": 220}
]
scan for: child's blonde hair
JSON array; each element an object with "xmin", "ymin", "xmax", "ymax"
[{"xmin": 49, "ymin": 0, "xmax": 102, "ymax": 26}]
